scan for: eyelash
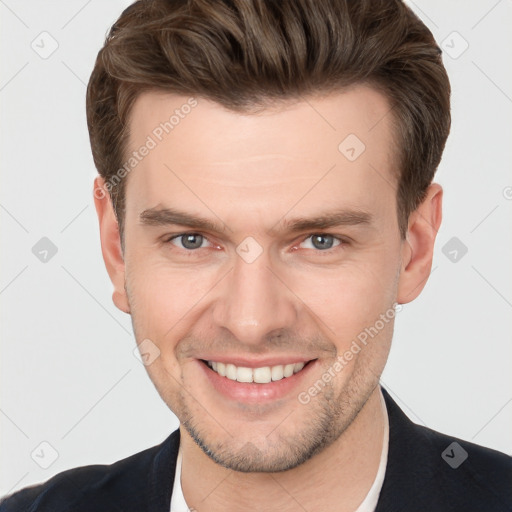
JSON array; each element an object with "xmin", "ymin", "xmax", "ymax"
[{"xmin": 163, "ymin": 232, "xmax": 348, "ymax": 254}]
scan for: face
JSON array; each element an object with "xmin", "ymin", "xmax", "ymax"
[{"xmin": 95, "ymin": 85, "xmax": 440, "ymax": 472}]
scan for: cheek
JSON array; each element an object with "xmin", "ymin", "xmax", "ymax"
[
  {"xmin": 289, "ymin": 253, "xmax": 399, "ymax": 346},
  {"xmin": 125, "ymin": 255, "xmax": 215, "ymax": 340},
  {"xmin": 126, "ymin": 264, "xmax": 213, "ymax": 389}
]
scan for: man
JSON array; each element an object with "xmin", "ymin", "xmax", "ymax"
[{"xmin": 2, "ymin": 0, "xmax": 511, "ymax": 511}]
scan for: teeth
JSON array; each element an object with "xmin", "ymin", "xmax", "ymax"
[
  {"xmin": 206, "ymin": 360, "xmax": 308, "ymax": 383},
  {"xmin": 283, "ymin": 364, "xmax": 294, "ymax": 377},
  {"xmin": 217, "ymin": 362, "xmax": 226, "ymax": 377},
  {"xmin": 271, "ymin": 365, "xmax": 284, "ymax": 381},
  {"xmin": 226, "ymin": 363, "xmax": 237, "ymax": 380},
  {"xmin": 253, "ymin": 366, "xmax": 272, "ymax": 384},
  {"xmin": 294, "ymin": 362, "xmax": 305, "ymax": 373},
  {"xmin": 236, "ymin": 366, "xmax": 253, "ymax": 383}
]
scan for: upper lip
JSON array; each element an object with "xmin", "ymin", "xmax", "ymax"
[{"xmin": 198, "ymin": 356, "xmax": 317, "ymax": 368}]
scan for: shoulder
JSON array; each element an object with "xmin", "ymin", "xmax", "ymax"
[
  {"xmin": 416, "ymin": 421, "xmax": 512, "ymax": 503},
  {"xmin": 379, "ymin": 387, "xmax": 512, "ymax": 511},
  {"xmin": 0, "ymin": 430, "xmax": 180, "ymax": 512}
]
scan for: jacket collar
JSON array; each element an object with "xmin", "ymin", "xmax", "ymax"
[
  {"xmin": 375, "ymin": 386, "xmax": 441, "ymax": 511},
  {"xmin": 150, "ymin": 386, "xmax": 444, "ymax": 511}
]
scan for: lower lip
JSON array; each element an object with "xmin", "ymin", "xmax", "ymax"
[{"xmin": 198, "ymin": 359, "xmax": 317, "ymax": 403}]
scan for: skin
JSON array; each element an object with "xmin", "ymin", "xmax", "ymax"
[{"xmin": 94, "ymin": 85, "xmax": 442, "ymax": 511}]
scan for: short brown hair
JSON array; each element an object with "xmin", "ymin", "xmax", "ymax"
[{"xmin": 86, "ymin": 0, "xmax": 450, "ymax": 240}]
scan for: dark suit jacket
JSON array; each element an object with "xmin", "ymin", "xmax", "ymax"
[{"xmin": 2, "ymin": 386, "xmax": 511, "ymax": 511}]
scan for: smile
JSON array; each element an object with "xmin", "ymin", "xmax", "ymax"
[{"xmin": 204, "ymin": 360, "xmax": 310, "ymax": 383}]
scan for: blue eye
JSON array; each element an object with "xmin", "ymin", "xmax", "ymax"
[
  {"xmin": 299, "ymin": 234, "xmax": 341, "ymax": 250},
  {"xmin": 169, "ymin": 233, "xmax": 209, "ymax": 250},
  {"xmin": 164, "ymin": 232, "xmax": 344, "ymax": 254}
]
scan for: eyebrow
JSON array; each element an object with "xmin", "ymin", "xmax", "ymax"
[{"xmin": 139, "ymin": 206, "xmax": 373, "ymax": 235}]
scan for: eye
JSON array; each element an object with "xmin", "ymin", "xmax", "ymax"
[
  {"xmin": 299, "ymin": 234, "xmax": 342, "ymax": 251},
  {"xmin": 167, "ymin": 233, "xmax": 211, "ymax": 250}
]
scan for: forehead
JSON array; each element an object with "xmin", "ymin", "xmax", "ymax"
[
  {"xmin": 124, "ymin": 86, "xmax": 398, "ymax": 232},
  {"xmin": 128, "ymin": 85, "xmax": 395, "ymax": 161}
]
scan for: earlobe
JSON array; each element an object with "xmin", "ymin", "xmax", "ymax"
[
  {"xmin": 93, "ymin": 176, "xmax": 131, "ymax": 314},
  {"xmin": 397, "ymin": 183, "xmax": 443, "ymax": 304}
]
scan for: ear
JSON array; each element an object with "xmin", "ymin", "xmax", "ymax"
[
  {"xmin": 397, "ymin": 183, "xmax": 443, "ymax": 304},
  {"xmin": 93, "ymin": 176, "xmax": 130, "ymax": 314}
]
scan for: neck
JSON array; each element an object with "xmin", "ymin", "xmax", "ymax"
[{"xmin": 180, "ymin": 385, "xmax": 386, "ymax": 512}]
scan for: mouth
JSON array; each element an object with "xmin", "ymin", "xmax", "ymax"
[
  {"xmin": 201, "ymin": 359, "xmax": 311, "ymax": 383},
  {"xmin": 198, "ymin": 358, "xmax": 318, "ymax": 403}
]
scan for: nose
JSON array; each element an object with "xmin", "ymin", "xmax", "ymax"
[{"xmin": 212, "ymin": 249, "xmax": 298, "ymax": 346}]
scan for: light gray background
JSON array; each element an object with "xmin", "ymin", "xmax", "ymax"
[{"xmin": 1, "ymin": 0, "xmax": 511, "ymax": 496}]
